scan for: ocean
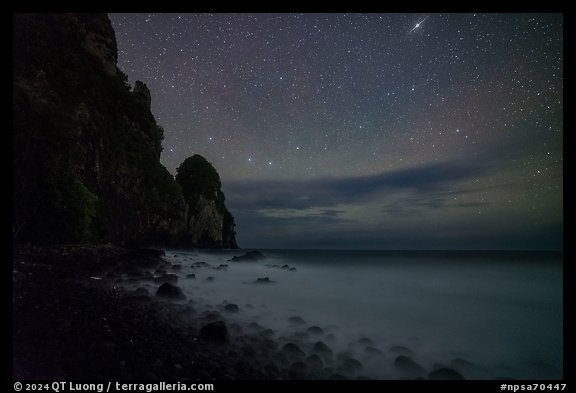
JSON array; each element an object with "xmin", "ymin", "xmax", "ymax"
[{"xmin": 157, "ymin": 249, "xmax": 563, "ymax": 379}]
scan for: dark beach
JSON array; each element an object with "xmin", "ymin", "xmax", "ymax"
[{"xmin": 13, "ymin": 246, "xmax": 365, "ymax": 380}]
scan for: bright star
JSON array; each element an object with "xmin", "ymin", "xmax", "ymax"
[{"xmin": 409, "ymin": 16, "xmax": 429, "ymax": 33}]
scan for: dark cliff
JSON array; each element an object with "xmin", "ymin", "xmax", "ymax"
[
  {"xmin": 175, "ymin": 155, "xmax": 238, "ymax": 249},
  {"xmin": 13, "ymin": 13, "xmax": 237, "ymax": 248}
]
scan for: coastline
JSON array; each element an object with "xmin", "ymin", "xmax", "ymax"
[
  {"xmin": 14, "ymin": 245, "xmax": 561, "ymax": 380},
  {"xmin": 13, "ymin": 245, "xmax": 277, "ymax": 379},
  {"xmin": 14, "ymin": 245, "xmax": 368, "ymax": 380}
]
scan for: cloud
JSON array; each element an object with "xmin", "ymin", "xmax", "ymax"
[
  {"xmin": 224, "ymin": 157, "xmax": 491, "ymax": 215},
  {"xmin": 221, "ymin": 156, "xmax": 561, "ymax": 250}
]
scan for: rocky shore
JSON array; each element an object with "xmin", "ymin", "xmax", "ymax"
[
  {"xmin": 13, "ymin": 245, "xmax": 470, "ymax": 380},
  {"xmin": 13, "ymin": 245, "xmax": 274, "ymax": 379}
]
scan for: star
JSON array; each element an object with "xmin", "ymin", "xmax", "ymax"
[{"xmin": 409, "ymin": 16, "xmax": 429, "ymax": 33}]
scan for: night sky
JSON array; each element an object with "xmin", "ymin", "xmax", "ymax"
[{"xmin": 109, "ymin": 13, "xmax": 563, "ymax": 250}]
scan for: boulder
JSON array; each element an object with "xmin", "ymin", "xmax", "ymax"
[
  {"xmin": 288, "ymin": 362, "xmax": 307, "ymax": 378},
  {"xmin": 365, "ymin": 346, "xmax": 384, "ymax": 357},
  {"xmin": 155, "ymin": 273, "xmax": 178, "ymax": 284},
  {"xmin": 313, "ymin": 341, "xmax": 333, "ymax": 358},
  {"xmin": 338, "ymin": 358, "xmax": 363, "ymax": 377},
  {"xmin": 224, "ymin": 304, "xmax": 239, "ymax": 313},
  {"xmin": 155, "ymin": 282, "xmax": 186, "ymax": 301},
  {"xmin": 429, "ymin": 367, "xmax": 465, "ymax": 380},
  {"xmin": 394, "ymin": 356, "xmax": 427, "ymax": 379},
  {"xmin": 389, "ymin": 345, "xmax": 415, "ymax": 357},
  {"xmin": 288, "ymin": 316, "xmax": 306, "ymax": 325},
  {"xmin": 306, "ymin": 354, "xmax": 324, "ymax": 371},
  {"xmin": 199, "ymin": 321, "xmax": 229, "ymax": 344},
  {"xmin": 281, "ymin": 343, "xmax": 305, "ymax": 359},
  {"xmin": 307, "ymin": 326, "xmax": 324, "ymax": 335},
  {"xmin": 229, "ymin": 250, "xmax": 266, "ymax": 262}
]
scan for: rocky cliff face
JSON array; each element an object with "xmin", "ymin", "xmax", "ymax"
[
  {"xmin": 175, "ymin": 155, "xmax": 238, "ymax": 249},
  {"xmin": 13, "ymin": 13, "xmax": 237, "ymax": 248}
]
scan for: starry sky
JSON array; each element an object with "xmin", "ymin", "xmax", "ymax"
[{"xmin": 109, "ymin": 13, "xmax": 563, "ymax": 250}]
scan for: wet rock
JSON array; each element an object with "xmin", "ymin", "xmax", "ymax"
[
  {"xmin": 216, "ymin": 264, "xmax": 229, "ymax": 270},
  {"xmin": 155, "ymin": 282, "xmax": 186, "ymax": 301},
  {"xmin": 281, "ymin": 264, "xmax": 290, "ymax": 269},
  {"xmin": 193, "ymin": 261, "xmax": 211, "ymax": 268},
  {"xmin": 261, "ymin": 338, "xmax": 277, "ymax": 351},
  {"xmin": 306, "ymin": 354, "xmax": 324, "ymax": 371},
  {"xmin": 325, "ymin": 333, "xmax": 337, "ymax": 343},
  {"xmin": 155, "ymin": 273, "xmax": 178, "ymax": 284},
  {"xmin": 170, "ymin": 264, "xmax": 182, "ymax": 271},
  {"xmin": 307, "ymin": 326, "xmax": 324, "ymax": 335},
  {"xmin": 293, "ymin": 331, "xmax": 309, "ymax": 341},
  {"xmin": 365, "ymin": 346, "xmax": 384, "ymax": 357},
  {"xmin": 358, "ymin": 337, "xmax": 373, "ymax": 345},
  {"xmin": 248, "ymin": 322, "xmax": 264, "ymax": 331},
  {"xmin": 199, "ymin": 321, "xmax": 229, "ymax": 344},
  {"xmin": 288, "ymin": 316, "xmax": 306, "ymax": 325},
  {"xmin": 429, "ymin": 367, "xmax": 465, "ymax": 380},
  {"xmin": 205, "ymin": 276, "xmax": 215, "ymax": 282},
  {"xmin": 186, "ymin": 273, "xmax": 196, "ymax": 279},
  {"xmin": 255, "ymin": 277, "xmax": 274, "ymax": 284},
  {"xmin": 338, "ymin": 358, "xmax": 363, "ymax": 377},
  {"xmin": 313, "ymin": 341, "xmax": 334, "ymax": 358},
  {"xmin": 200, "ymin": 311, "xmax": 224, "ymax": 321},
  {"xmin": 260, "ymin": 329, "xmax": 275, "ymax": 338},
  {"xmin": 281, "ymin": 343, "xmax": 305, "ymax": 359},
  {"xmin": 389, "ymin": 345, "xmax": 415, "ymax": 357},
  {"xmin": 224, "ymin": 304, "xmax": 239, "ymax": 313},
  {"xmin": 154, "ymin": 268, "xmax": 167, "ymax": 275},
  {"xmin": 394, "ymin": 356, "xmax": 427, "ymax": 379},
  {"xmin": 450, "ymin": 358, "xmax": 478, "ymax": 377},
  {"xmin": 229, "ymin": 250, "xmax": 266, "ymax": 262},
  {"xmin": 289, "ymin": 267, "xmax": 297, "ymax": 271}
]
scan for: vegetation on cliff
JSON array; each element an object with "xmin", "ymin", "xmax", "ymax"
[
  {"xmin": 176, "ymin": 155, "xmax": 237, "ymax": 248},
  {"xmin": 13, "ymin": 13, "xmax": 237, "ymax": 248}
]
